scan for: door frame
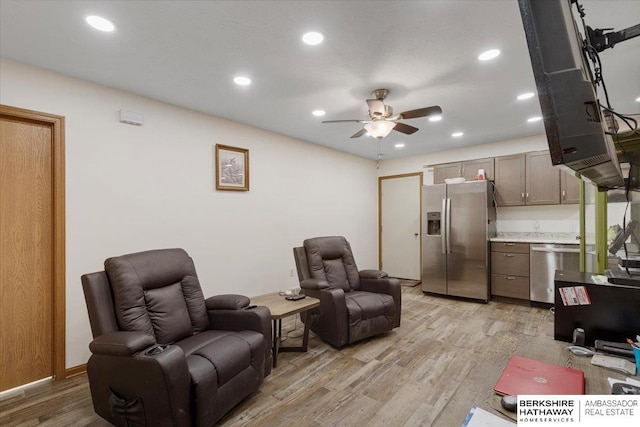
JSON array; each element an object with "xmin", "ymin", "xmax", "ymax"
[
  {"xmin": 0, "ymin": 104, "xmax": 66, "ymax": 382},
  {"xmin": 378, "ymin": 172, "xmax": 423, "ymax": 272}
]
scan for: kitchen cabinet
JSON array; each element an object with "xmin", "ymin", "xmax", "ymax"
[
  {"xmin": 462, "ymin": 158, "xmax": 494, "ymax": 182},
  {"xmin": 491, "ymin": 242, "xmax": 530, "ymax": 300},
  {"xmin": 560, "ymin": 170, "xmax": 580, "ymax": 204},
  {"xmin": 433, "ymin": 158, "xmax": 495, "ymax": 184},
  {"xmin": 433, "ymin": 162, "xmax": 463, "ymax": 184},
  {"xmin": 494, "ymin": 154, "xmax": 526, "ymax": 206},
  {"xmin": 526, "ymin": 151, "xmax": 560, "ymax": 205}
]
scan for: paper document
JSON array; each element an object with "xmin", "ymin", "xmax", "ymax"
[{"xmin": 461, "ymin": 406, "xmax": 515, "ymax": 427}]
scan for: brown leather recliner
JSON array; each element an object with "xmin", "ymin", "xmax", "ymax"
[
  {"xmin": 81, "ymin": 248, "xmax": 272, "ymax": 427},
  {"xmin": 293, "ymin": 236, "xmax": 401, "ymax": 348}
]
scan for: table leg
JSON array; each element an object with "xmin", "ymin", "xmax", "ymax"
[{"xmin": 272, "ymin": 318, "xmax": 281, "ymax": 368}]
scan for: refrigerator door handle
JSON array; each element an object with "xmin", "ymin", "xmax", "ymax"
[
  {"xmin": 446, "ymin": 198, "xmax": 452, "ymax": 254},
  {"xmin": 441, "ymin": 198, "xmax": 447, "ymax": 254}
]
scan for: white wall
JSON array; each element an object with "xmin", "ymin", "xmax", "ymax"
[
  {"xmin": 0, "ymin": 58, "xmax": 379, "ymax": 368},
  {"xmin": 378, "ymin": 134, "xmax": 580, "ymax": 235}
]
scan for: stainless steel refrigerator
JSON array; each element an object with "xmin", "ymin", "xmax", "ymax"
[{"xmin": 422, "ymin": 180, "xmax": 496, "ymax": 301}]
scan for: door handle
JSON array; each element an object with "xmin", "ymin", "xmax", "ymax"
[
  {"xmin": 504, "ymin": 254, "xmax": 515, "ymax": 257},
  {"xmin": 441, "ymin": 199, "xmax": 447, "ymax": 254},
  {"xmin": 414, "ymin": 233, "xmax": 419, "ymax": 237},
  {"xmin": 446, "ymin": 198, "xmax": 451, "ymax": 254},
  {"xmin": 504, "ymin": 276, "xmax": 516, "ymax": 280}
]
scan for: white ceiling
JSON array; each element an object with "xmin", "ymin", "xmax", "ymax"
[{"xmin": 1, "ymin": 0, "xmax": 638, "ymax": 160}]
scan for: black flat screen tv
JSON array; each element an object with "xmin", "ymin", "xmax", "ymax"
[{"xmin": 518, "ymin": 0, "xmax": 624, "ymax": 190}]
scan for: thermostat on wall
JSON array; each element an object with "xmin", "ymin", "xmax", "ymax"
[{"xmin": 118, "ymin": 109, "xmax": 144, "ymax": 126}]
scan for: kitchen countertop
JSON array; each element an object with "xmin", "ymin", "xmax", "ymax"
[{"xmin": 490, "ymin": 232, "xmax": 580, "ymax": 245}]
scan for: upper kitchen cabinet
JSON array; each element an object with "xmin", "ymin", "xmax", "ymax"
[
  {"xmin": 561, "ymin": 170, "xmax": 581, "ymax": 204},
  {"xmin": 526, "ymin": 151, "xmax": 560, "ymax": 205},
  {"xmin": 433, "ymin": 158, "xmax": 495, "ymax": 184},
  {"xmin": 462, "ymin": 158, "xmax": 495, "ymax": 182},
  {"xmin": 494, "ymin": 153, "xmax": 526, "ymax": 206},
  {"xmin": 433, "ymin": 162, "xmax": 462, "ymax": 184}
]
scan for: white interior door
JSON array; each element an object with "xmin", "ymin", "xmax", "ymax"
[{"xmin": 380, "ymin": 174, "xmax": 422, "ymax": 280}]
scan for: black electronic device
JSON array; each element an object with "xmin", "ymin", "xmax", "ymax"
[
  {"xmin": 608, "ymin": 220, "xmax": 638, "ymax": 255},
  {"xmin": 517, "ymin": 0, "xmax": 624, "ymax": 190},
  {"xmin": 594, "ymin": 340, "xmax": 635, "ymax": 358},
  {"xmin": 285, "ymin": 294, "xmax": 306, "ymax": 301},
  {"xmin": 612, "ymin": 383, "xmax": 640, "ymax": 395}
]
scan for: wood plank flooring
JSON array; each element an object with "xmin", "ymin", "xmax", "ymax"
[{"xmin": 0, "ymin": 285, "xmax": 626, "ymax": 426}]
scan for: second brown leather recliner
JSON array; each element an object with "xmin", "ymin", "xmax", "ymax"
[{"xmin": 293, "ymin": 236, "xmax": 401, "ymax": 348}]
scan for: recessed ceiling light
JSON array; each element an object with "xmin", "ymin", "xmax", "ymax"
[
  {"xmin": 302, "ymin": 31, "xmax": 324, "ymax": 45},
  {"xmin": 478, "ymin": 49, "xmax": 501, "ymax": 61},
  {"xmin": 395, "ymin": 143, "xmax": 405, "ymax": 148},
  {"xmin": 517, "ymin": 92, "xmax": 535, "ymax": 100},
  {"xmin": 527, "ymin": 116, "xmax": 542, "ymax": 122},
  {"xmin": 636, "ymin": 96, "xmax": 640, "ymax": 102},
  {"xmin": 85, "ymin": 15, "xmax": 115, "ymax": 32},
  {"xmin": 312, "ymin": 110, "xmax": 325, "ymax": 117},
  {"xmin": 452, "ymin": 132, "xmax": 464, "ymax": 137},
  {"xmin": 429, "ymin": 115, "xmax": 443, "ymax": 122},
  {"xmin": 233, "ymin": 76, "xmax": 251, "ymax": 86}
]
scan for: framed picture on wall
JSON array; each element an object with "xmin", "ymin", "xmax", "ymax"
[{"xmin": 215, "ymin": 144, "xmax": 249, "ymax": 191}]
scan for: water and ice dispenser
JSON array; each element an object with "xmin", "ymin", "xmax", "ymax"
[{"xmin": 426, "ymin": 212, "xmax": 441, "ymax": 235}]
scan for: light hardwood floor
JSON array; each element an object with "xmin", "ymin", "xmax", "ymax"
[{"xmin": 0, "ymin": 285, "xmax": 625, "ymax": 426}]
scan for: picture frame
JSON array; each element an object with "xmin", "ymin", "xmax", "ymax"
[{"xmin": 215, "ymin": 144, "xmax": 250, "ymax": 191}]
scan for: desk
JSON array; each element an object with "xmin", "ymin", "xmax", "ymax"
[{"xmin": 250, "ymin": 293, "xmax": 320, "ymax": 367}]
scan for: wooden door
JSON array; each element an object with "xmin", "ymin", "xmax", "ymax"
[
  {"xmin": 379, "ymin": 173, "xmax": 422, "ymax": 280},
  {"xmin": 0, "ymin": 105, "xmax": 65, "ymax": 392},
  {"xmin": 494, "ymin": 154, "xmax": 526, "ymax": 206},
  {"xmin": 526, "ymin": 151, "xmax": 560, "ymax": 205}
]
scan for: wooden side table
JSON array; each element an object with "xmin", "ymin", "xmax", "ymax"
[{"xmin": 250, "ymin": 292, "xmax": 320, "ymax": 367}]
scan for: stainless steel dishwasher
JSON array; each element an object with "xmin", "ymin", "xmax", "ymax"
[{"xmin": 530, "ymin": 244, "xmax": 580, "ymax": 303}]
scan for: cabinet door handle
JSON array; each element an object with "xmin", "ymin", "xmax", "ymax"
[
  {"xmin": 562, "ymin": 190, "xmax": 566, "ymax": 200},
  {"xmin": 521, "ymin": 192, "xmax": 525, "ymax": 200},
  {"xmin": 504, "ymin": 276, "xmax": 516, "ymax": 280},
  {"xmin": 504, "ymin": 243, "xmax": 515, "ymax": 246},
  {"xmin": 504, "ymin": 254, "xmax": 515, "ymax": 257}
]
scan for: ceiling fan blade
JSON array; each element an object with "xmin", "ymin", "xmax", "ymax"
[
  {"xmin": 322, "ymin": 119, "xmax": 365, "ymax": 123},
  {"xmin": 350, "ymin": 128, "xmax": 368, "ymax": 138},
  {"xmin": 399, "ymin": 106, "xmax": 442, "ymax": 120},
  {"xmin": 393, "ymin": 122, "xmax": 419, "ymax": 135},
  {"xmin": 366, "ymin": 99, "xmax": 386, "ymax": 116}
]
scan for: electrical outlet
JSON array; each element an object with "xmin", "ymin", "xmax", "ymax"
[{"xmin": 534, "ymin": 221, "xmax": 540, "ymax": 231}]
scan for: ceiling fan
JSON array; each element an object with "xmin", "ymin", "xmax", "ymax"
[{"xmin": 322, "ymin": 89, "xmax": 442, "ymax": 140}]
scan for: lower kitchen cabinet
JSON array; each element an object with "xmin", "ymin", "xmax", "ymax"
[{"xmin": 490, "ymin": 242, "xmax": 530, "ymax": 300}]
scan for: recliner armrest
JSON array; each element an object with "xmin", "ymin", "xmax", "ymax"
[
  {"xmin": 89, "ymin": 331, "xmax": 156, "ymax": 357},
  {"xmin": 300, "ymin": 278, "xmax": 331, "ymax": 290},
  {"xmin": 359, "ymin": 277, "xmax": 400, "ymax": 294},
  {"xmin": 205, "ymin": 294, "xmax": 250, "ymax": 310},
  {"xmin": 208, "ymin": 306, "xmax": 273, "ymax": 376},
  {"xmin": 359, "ymin": 269, "xmax": 389, "ymax": 279}
]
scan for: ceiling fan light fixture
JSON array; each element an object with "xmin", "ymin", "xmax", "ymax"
[{"xmin": 365, "ymin": 121, "xmax": 396, "ymax": 139}]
